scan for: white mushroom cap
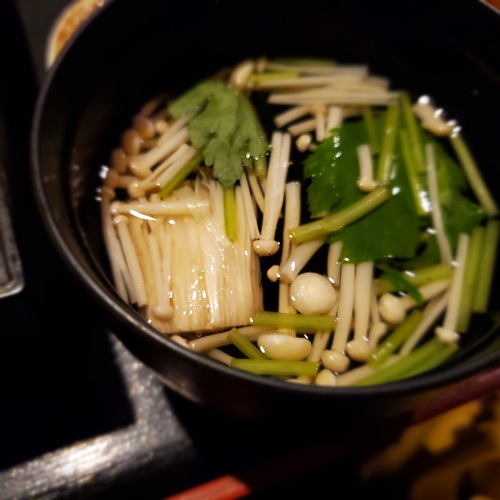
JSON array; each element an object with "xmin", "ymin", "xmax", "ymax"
[
  {"xmin": 289, "ymin": 272, "xmax": 337, "ymax": 315},
  {"xmin": 253, "ymin": 239, "xmax": 280, "ymax": 256},
  {"xmin": 257, "ymin": 333, "xmax": 312, "ymax": 361}
]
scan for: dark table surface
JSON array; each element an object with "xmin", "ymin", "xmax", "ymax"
[{"xmin": 0, "ymin": 1, "xmax": 499, "ymax": 499}]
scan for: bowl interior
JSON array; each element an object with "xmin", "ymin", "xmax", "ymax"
[{"xmin": 32, "ymin": 0, "xmax": 500, "ymax": 418}]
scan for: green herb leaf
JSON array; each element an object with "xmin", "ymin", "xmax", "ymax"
[
  {"xmin": 303, "ymin": 132, "xmax": 344, "ymax": 217},
  {"xmin": 429, "ymin": 134, "xmax": 485, "ymax": 248},
  {"xmin": 302, "ymin": 108, "xmax": 485, "ymax": 264},
  {"xmin": 168, "ymin": 80, "xmax": 269, "ymax": 189},
  {"xmin": 304, "ymin": 112, "xmax": 421, "ymax": 263},
  {"xmin": 375, "ymin": 263, "xmax": 424, "ymax": 306}
]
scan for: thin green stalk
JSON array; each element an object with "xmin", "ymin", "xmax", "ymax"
[
  {"xmin": 450, "ymin": 133, "xmax": 498, "ymax": 217},
  {"xmin": 375, "ymin": 262, "xmax": 453, "ymax": 295},
  {"xmin": 403, "ymin": 341, "xmax": 458, "ymax": 378},
  {"xmin": 457, "ymin": 225, "xmax": 485, "ymax": 332},
  {"xmin": 227, "ymin": 328, "xmax": 267, "ymax": 360},
  {"xmin": 289, "ymin": 185, "xmax": 390, "ymax": 244},
  {"xmin": 399, "ymin": 128, "xmax": 430, "ymax": 216},
  {"xmin": 353, "ymin": 337, "xmax": 455, "ymax": 386},
  {"xmin": 251, "ymin": 311, "xmax": 336, "ymax": 333},
  {"xmin": 158, "ymin": 149, "xmax": 204, "ymax": 197},
  {"xmin": 223, "ymin": 187, "xmax": 237, "ymax": 242},
  {"xmin": 376, "ymin": 104, "xmax": 400, "ymax": 185},
  {"xmin": 230, "ymin": 358, "xmax": 319, "ymax": 377},
  {"xmin": 400, "ymin": 91, "xmax": 426, "ymax": 173},
  {"xmin": 472, "ymin": 218, "xmax": 500, "ymax": 313},
  {"xmin": 362, "ymin": 106, "xmax": 379, "ymax": 155},
  {"xmin": 369, "ymin": 309, "xmax": 424, "ymax": 368}
]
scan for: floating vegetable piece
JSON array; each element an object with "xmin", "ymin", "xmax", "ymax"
[{"xmin": 168, "ymin": 80, "xmax": 270, "ymax": 189}]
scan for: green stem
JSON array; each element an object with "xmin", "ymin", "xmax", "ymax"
[
  {"xmin": 399, "ymin": 128, "xmax": 430, "ymax": 216},
  {"xmin": 369, "ymin": 309, "xmax": 424, "ymax": 368},
  {"xmin": 403, "ymin": 342, "xmax": 458, "ymax": 378},
  {"xmin": 400, "ymin": 91, "xmax": 426, "ymax": 174},
  {"xmin": 230, "ymin": 358, "xmax": 319, "ymax": 377},
  {"xmin": 227, "ymin": 328, "xmax": 267, "ymax": 360},
  {"xmin": 354, "ymin": 337, "xmax": 456, "ymax": 386},
  {"xmin": 223, "ymin": 187, "xmax": 237, "ymax": 242},
  {"xmin": 376, "ymin": 104, "xmax": 400, "ymax": 185},
  {"xmin": 289, "ymin": 186, "xmax": 390, "ymax": 244},
  {"xmin": 471, "ymin": 218, "xmax": 500, "ymax": 313},
  {"xmin": 457, "ymin": 225, "xmax": 485, "ymax": 332},
  {"xmin": 375, "ymin": 262, "xmax": 453, "ymax": 295},
  {"xmin": 158, "ymin": 149, "xmax": 204, "ymax": 197},
  {"xmin": 251, "ymin": 311, "xmax": 336, "ymax": 333},
  {"xmin": 449, "ymin": 134, "xmax": 498, "ymax": 217}
]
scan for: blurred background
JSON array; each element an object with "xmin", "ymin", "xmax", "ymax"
[{"xmin": 0, "ymin": 1, "xmax": 499, "ymax": 499}]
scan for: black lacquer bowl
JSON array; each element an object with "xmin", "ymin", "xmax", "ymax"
[{"xmin": 31, "ymin": 0, "xmax": 500, "ymax": 424}]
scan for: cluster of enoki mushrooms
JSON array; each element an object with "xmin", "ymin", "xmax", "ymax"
[{"xmin": 99, "ymin": 57, "xmax": 498, "ymax": 386}]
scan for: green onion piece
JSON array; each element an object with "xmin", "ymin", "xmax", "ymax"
[
  {"xmin": 362, "ymin": 106, "xmax": 379, "ymax": 155},
  {"xmin": 400, "ymin": 91, "xmax": 426, "ymax": 174},
  {"xmin": 369, "ymin": 309, "xmax": 424, "ymax": 368},
  {"xmin": 289, "ymin": 186, "xmax": 390, "ymax": 244},
  {"xmin": 354, "ymin": 337, "xmax": 456, "ymax": 386},
  {"xmin": 471, "ymin": 218, "xmax": 500, "ymax": 313},
  {"xmin": 376, "ymin": 104, "xmax": 400, "ymax": 185},
  {"xmin": 449, "ymin": 134, "xmax": 498, "ymax": 217},
  {"xmin": 230, "ymin": 358, "xmax": 319, "ymax": 377},
  {"xmin": 375, "ymin": 263, "xmax": 453, "ymax": 295},
  {"xmin": 158, "ymin": 149, "xmax": 204, "ymax": 198},
  {"xmin": 248, "ymin": 71, "xmax": 299, "ymax": 83},
  {"xmin": 457, "ymin": 225, "xmax": 485, "ymax": 332},
  {"xmin": 251, "ymin": 311, "xmax": 336, "ymax": 333},
  {"xmin": 223, "ymin": 187, "xmax": 237, "ymax": 242},
  {"xmin": 403, "ymin": 341, "xmax": 458, "ymax": 378},
  {"xmin": 399, "ymin": 128, "xmax": 430, "ymax": 216},
  {"xmin": 227, "ymin": 328, "xmax": 267, "ymax": 360}
]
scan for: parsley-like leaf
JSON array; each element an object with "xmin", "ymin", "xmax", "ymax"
[{"xmin": 168, "ymin": 80, "xmax": 269, "ymax": 189}]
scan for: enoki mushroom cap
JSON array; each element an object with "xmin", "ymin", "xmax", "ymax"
[
  {"xmin": 321, "ymin": 349, "xmax": 351, "ymax": 373},
  {"xmin": 253, "ymin": 239, "xmax": 280, "ymax": 256}
]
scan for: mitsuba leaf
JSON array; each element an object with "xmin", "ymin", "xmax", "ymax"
[
  {"xmin": 426, "ymin": 133, "xmax": 485, "ymax": 250},
  {"xmin": 303, "ymin": 119, "xmax": 370, "ymax": 217},
  {"xmin": 376, "ymin": 263, "xmax": 424, "ymax": 306},
  {"xmin": 304, "ymin": 113, "xmax": 421, "ymax": 263},
  {"xmin": 393, "ymin": 232, "xmax": 441, "ymax": 270},
  {"xmin": 168, "ymin": 80, "xmax": 269, "ymax": 189}
]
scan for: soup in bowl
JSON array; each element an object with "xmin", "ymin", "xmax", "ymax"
[{"xmin": 31, "ymin": 0, "xmax": 500, "ymax": 422}]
